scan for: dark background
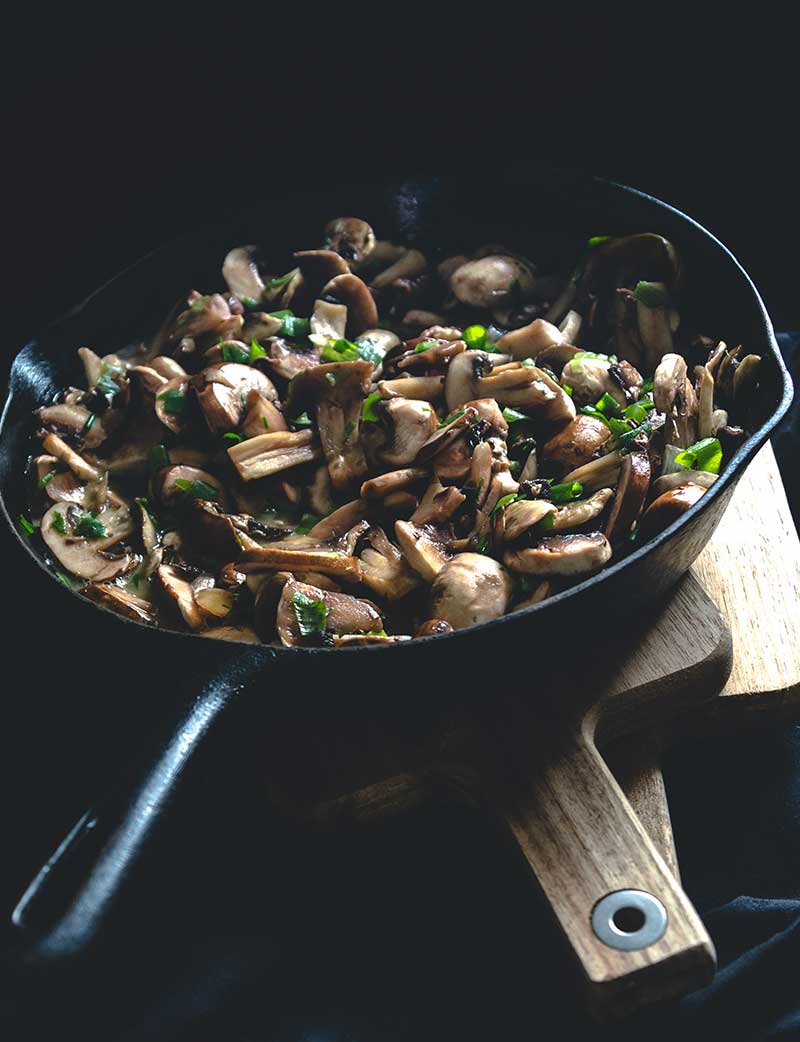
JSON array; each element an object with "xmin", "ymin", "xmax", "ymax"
[{"xmin": 1, "ymin": 21, "xmax": 799, "ymax": 1042}]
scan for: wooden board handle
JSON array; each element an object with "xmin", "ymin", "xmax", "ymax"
[{"xmin": 472, "ymin": 705, "xmax": 715, "ymax": 1020}]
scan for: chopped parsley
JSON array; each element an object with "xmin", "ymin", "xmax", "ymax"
[
  {"xmin": 438, "ymin": 408, "xmax": 466, "ymax": 429},
  {"xmin": 292, "ymin": 411, "xmax": 313, "ymax": 428},
  {"xmin": 83, "ymin": 412, "xmax": 96, "ymax": 432},
  {"xmin": 361, "ymin": 392, "xmax": 382, "ymax": 423},
  {"xmin": 502, "ymin": 407, "xmax": 529, "ymax": 424},
  {"xmin": 492, "ymin": 493, "xmax": 522, "ymax": 515},
  {"xmin": 463, "ymin": 324, "xmax": 488, "ymax": 351},
  {"xmin": 294, "ymin": 513, "xmax": 321, "ymax": 535},
  {"xmin": 173, "ymin": 478, "xmax": 219, "ymax": 501},
  {"xmin": 157, "ymin": 389, "xmax": 187, "ymax": 416},
  {"xmin": 148, "ymin": 444, "xmax": 171, "ymax": 472},
  {"xmin": 75, "ymin": 514, "xmax": 108, "ymax": 539},
  {"xmin": 291, "ymin": 591, "xmax": 329, "ymax": 636},
  {"xmin": 267, "ymin": 272, "xmax": 296, "ymax": 291},
  {"xmin": 220, "ymin": 342, "xmax": 250, "ymax": 364},
  {"xmin": 51, "ymin": 511, "xmax": 67, "ymax": 535},
  {"xmin": 549, "ymin": 481, "xmax": 583, "ymax": 504},
  {"xmin": 223, "ymin": 432, "xmax": 242, "ymax": 445},
  {"xmin": 37, "ymin": 469, "xmax": 57, "ymax": 489}
]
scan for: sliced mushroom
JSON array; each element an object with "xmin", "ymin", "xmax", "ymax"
[
  {"xmin": 41, "ymin": 501, "xmax": 135, "ymax": 581},
  {"xmin": 635, "ymin": 284, "xmax": 674, "ymax": 372},
  {"xmin": 150, "ymin": 356, "xmax": 188, "ymax": 381},
  {"xmin": 200, "ymin": 625, "xmax": 262, "ymax": 644},
  {"xmin": 512, "ymin": 579, "xmax": 553, "ymax": 611},
  {"xmin": 378, "ymin": 375, "xmax": 445, "ymax": 402},
  {"xmin": 227, "ymin": 429, "xmax": 321, "ymax": 481},
  {"xmin": 394, "ymin": 520, "xmax": 451, "ymax": 582},
  {"xmin": 560, "ymin": 449, "xmax": 622, "ymax": 492},
  {"xmin": 241, "ymin": 389, "xmax": 287, "ymax": 439},
  {"xmin": 83, "ymin": 582, "xmax": 156, "ymax": 624},
  {"xmin": 154, "ymin": 376, "xmax": 191, "ymax": 435},
  {"xmin": 542, "ymin": 415, "xmax": 613, "ymax": 474},
  {"xmin": 266, "ymin": 337, "xmax": 323, "ymax": 381},
  {"xmin": 307, "ymin": 499, "xmax": 369, "ymax": 543},
  {"xmin": 549, "ymin": 488, "xmax": 614, "ymax": 531},
  {"xmin": 238, "ymin": 547, "xmax": 363, "ymax": 583},
  {"xmin": 583, "ymin": 234, "xmax": 681, "ymax": 294},
  {"xmin": 361, "ymin": 468, "xmax": 428, "ymax": 500},
  {"xmin": 650, "ymin": 471, "xmax": 717, "ymax": 499},
  {"xmin": 195, "ymin": 362, "xmax": 278, "ymax": 434},
  {"xmin": 371, "ymin": 249, "xmax": 427, "ymax": 290},
  {"xmin": 38, "ymin": 403, "xmax": 106, "ymax": 450},
  {"xmin": 653, "ymin": 353, "xmax": 688, "ymax": 414},
  {"xmin": 497, "ymin": 318, "xmax": 565, "ymax": 361},
  {"xmin": 321, "ymin": 273, "xmax": 378, "ymax": 338},
  {"xmin": 411, "ymin": 480, "xmax": 466, "ymax": 525},
  {"xmin": 415, "ymin": 619, "xmax": 454, "ymax": 638},
  {"xmin": 294, "ymin": 249, "xmax": 350, "ymax": 293},
  {"xmin": 310, "ymin": 298, "xmax": 348, "ymax": 340},
  {"xmin": 504, "ymin": 533, "xmax": 612, "ymax": 576},
  {"xmin": 222, "ymin": 245, "xmax": 267, "ymax": 303},
  {"xmin": 175, "ymin": 292, "xmax": 233, "ymax": 338},
  {"xmin": 638, "ymin": 482, "xmax": 708, "ymax": 541},
  {"xmin": 156, "ymin": 564, "xmax": 207, "ymax": 630},
  {"xmin": 429, "ymin": 553, "xmax": 513, "ymax": 630},
  {"xmin": 359, "ymin": 527, "xmax": 421, "ymax": 600},
  {"xmin": 502, "ymin": 499, "xmax": 556, "ymax": 541},
  {"xmin": 380, "ymin": 397, "xmax": 438, "ymax": 467},
  {"xmin": 324, "ymin": 217, "xmax": 376, "ymax": 266},
  {"xmin": 40, "ymin": 432, "xmax": 101, "ymax": 482},
  {"xmin": 450, "ymin": 255, "xmax": 536, "ymax": 310},
  {"xmin": 604, "ymin": 450, "xmax": 651, "ymax": 546},
  {"xmin": 560, "ymin": 354, "xmax": 627, "ymax": 409},
  {"xmin": 33, "ymin": 455, "xmax": 84, "ymax": 503},
  {"xmin": 697, "ymin": 364, "xmax": 715, "ymax": 440},
  {"xmin": 275, "ymin": 578, "xmax": 383, "ymax": 647},
  {"xmin": 182, "ymin": 500, "xmax": 256, "ymax": 561},
  {"xmin": 476, "ymin": 362, "xmax": 575, "ymax": 426},
  {"xmin": 153, "ymin": 465, "xmax": 225, "ymax": 506}
]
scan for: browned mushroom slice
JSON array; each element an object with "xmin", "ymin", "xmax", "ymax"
[
  {"xmin": 324, "ymin": 217, "xmax": 376, "ymax": 266},
  {"xmin": 150, "ymin": 356, "xmax": 188, "ymax": 380},
  {"xmin": 33, "ymin": 455, "xmax": 84, "ymax": 503},
  {"xmin": 696, "ymin": 364, "xmax": 716, "ymax": 440},
  {"xmin": 321, "ymin": 273, "xmax": 378, "ymax": 338},
  {"xmin": 294, "ymin": 249, "xmax": 351, "ymax": 288},
  {"xmin": 560, "ymin": 355, "xmax": 628, "ymax": 409},
  {"xmin": 154, "ymin": 375, "xmax": 192, "ymax": 435},
  {"xmin": 635, "ymin": 283, "xmax": 674, "ymax": 371},
  {"xmin": 380, "ymin": 398, "xmax": 438, "ymax": 467},
  {"xmin": 654, "ymin": 353, "xmax": 688, "ymax": 414},
  {"xmin": 502, "ymin": 499, "xmax": 556, "ymax": 541},
  {"xmin": 638, "ymin": 482, "xmax": 708, "ymax": 541},
  {"xmin": 504, "ymin": 533, "xmax": 612, "ymax": 576},
  {"xmin": 450, "ymin": 255, "xmax": 536, "ymax": 310},
  {"xmin": 83, "ymin": 582, "xmax": 156, "ymax": 624},
  {"xmin": 359, "ymin": 527, "xmax": 420, "ymax": 600},
  {"xmin": 650, "ymin": 471, "xmax": 717, "ymax": 499},
  {"xmin": 378, "ymin": 375, "xmax": 445, "ymax": 401},
  {"xmin": 542, "ymin": 415, "xmax": 613, "ymax": 474},
  {"xmin": 41, "ymin": 432, "xmax": 102, "ymax": 482},
  {"xmin": 238, "ymin": 547, "xmax": 363, "ymax": 583},
  {"xmin": 310, "ymin": 298, "xmax": 347, "ymax": 340},
  {"xmin": 196, "ymin": 362, "xmax": 278, "ymax": 434},
  {"xmin": 284, "ymin": 361, "xmax": 373, "ymax": 490},
  {"xmin": 241, "ymin": 389, "xmax": 287, "ymax": 439},
  {"xmin": 429, "ymin": 553, "xmax": 514, "ymax": 630},
  {"xmin": 497, "ymin": 318, "xmax": 566, "ymax": 361},
  {"xmin": 411, "ymin": 480, "xmax": 466, "ymax": 525},
  {"xmin": 604, "ymin": 450, "xmax": 651, "ymax": 546},
  {"xmin": 371, "ymin": 249, "xmax": 427, "ymax": 290},
  {"xmin": 360, "ymin": 467, "xmax": 428, "ymax": 500},
  {"xmin": 333, "ymin": 634, "xmax": 411, "ymax": 646},
  {"xmin": 242, "ymin": 311, "xmax": 283, "ymax": 342},
  {"xmin": 227, "ymin": 430, "xmax": 321, "ymax": 481},
  {"xmin": 154, "ymin": 465, "xmax": 225, "ymax": 506},
  {"xmin": 175, "ymin": 292, "xmax": 233, "ymax": 337},
  {"xmin": 733, "ymin": 354, "xmax": 761, "ymax": 410},
  {"xmin": 38, "ymin": 403, "xmax": 106, "ymax": 450},
  {"xmin": 397, "ymin": 338, "xmax": 466, "ymax": 374},
  {"xmin": 414, "ymin": 405, "xmax": 478, "ymax": 465},
  {"xmin": 549, "ymin": 488, "xmax": 614, "ymax": 531},
  {"xmin": 131, "ymin": 365, "xmax": 169, "ymax": 397},
  {"xmin": 222, "ymin": 245, "xmax": 267, "ymax": 303},
  {"xmin": 156, "ymin": 564, "xmax": 206, "ymax": 630},
  {"xmin": 415, "ymin": 619, "xmax": 454, "ymax": 638},
  {"xmin": 561, "ymin": 450, "xmax": 622, "ymax": 492},
  {"xmin": 182, "ymin": 500, "xmax": 257, "ymax": 561},
  {"xmin": 265, "ymin": 337, "xmax": 323, "ymax": 381},
  {"xmin": 275, "ymin": 578, "xmax": 383, "ymax": 647},
  {"xmin": 512, "ymin": 579, "xmax": 553, "ymax": 611},
  {"xmin": 41, "ymin": 501, "xmax": 135, "ymax": 581},
  {"xmin": 394, "ymin": 520, "xmax": 451, "ymax": 582},
  {"xmin": 475, "ymin": 361, "xmax": 575, "ymax": 425},
  {"xmin": 194, "ymin": 587, "xmax": 236, "ymax": 621},
  {"xmin": 200, "ymin": 625, "xmax": 261, "ymax": 644}
]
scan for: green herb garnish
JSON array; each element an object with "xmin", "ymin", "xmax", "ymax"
[
  {"xmin": 221, "ymin": 342, "xmax": 250, "ymax": 364},
  {"xmin": 95, "ymin": 363, "xmax": 124, "ymax": 398},
  {"xmin": 634, "ymin": 281, "xmax": 669, "ymax": 309},
  {"xmin": 148, "ymin": 444, "xmax": 171, "ymax": 472},
  {"xmin": 502, "ymin": 407, "xmax": 529, "ymax": 424},
  {"xmin": 622, "ymin": 395, "xmax": 655, "ymax": 425},
  {"xmin": 37, "ymin": 469, "xmax": 57, "ymax": 489},
  {"xmin": 157, "ymin": 389, "xmax": 187, "ymax": 416},
  {"xmin": 587, "ymin": 235, "xmax": 613, "ymax": 247},
  {"xmin": 673, "ymin": 437, "xmax": 723, "ymax": 475},
  {"xmin": 267, "ymin": 272, "xmax": 296, "ymax": 291},
  {"xmin": 414, "ymin": 340, "xmax": 439, "ymax": 353},
  {"xmin": 492, "ymin": 493, "xmax": 522, "ymax": 515},
  {"xmin": 562, "ymin": 384, "xmax": 573, "ymax": 396},
  {"xmin": 84, "ymin": 412, "xmax": 96, "ymax": 432},
  {"xmin": 595, "ymin": 392, "xmax": 621, "ymax": 417},
  {"xmin": 291, "ymin": 591, "xmax": 329, "ymax": 636},
  {"xmin": 291, "ymin": 411, "xmax": 313, "ymax": 428},
  {"xmin": 616, "ymin": 419, "xmax": 654, "ymax": 453},
  {"xmin": 173, "ymin": 478, "xmax": 219, "ymax": 501},
  {"xmin": 75, "ymin": 514, "xmax": 108, "ymax": 539},
  {"xmin": 18, "ymin": 514, "xmax": 36, "ymax": 536},
  {"xmin": 294, "ymin": 513, "xmax": 321, "ymax": 535},
  {"xmin": 361, "ymin": 392, "xmax": 382, "ymax": 423},
  {"xmin": 280, "ymin": 314, "xmax": 311, "ymax": 340},
  {"xmin": 135, "ymin": 496, "xmax": 159, "ymax": 526},
  {"xmin": 223, "ymin": 432, "xmax": 242, "ymax": 444},
  {"xmin": 51, "ymin": 511, "xmax": 67, "ymax": 534},
  {"xmin": 463, "ymin": 324, "xmax": 487, "ymax": 351},
  {"xmin": 249, "ymin": 338, "xmax": 267, "ymax": 361},
  {"xmin": 438, "ymin": 408, "xmax": 466, "ymax": 429},
  {"xmin": 549, "ymin": 481, "xmax": 583, "ymax": 504}
]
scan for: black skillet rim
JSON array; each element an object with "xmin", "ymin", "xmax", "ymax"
[{"xmin": 0, "ymin": 173, "xmax": 793, "ymax": 660}]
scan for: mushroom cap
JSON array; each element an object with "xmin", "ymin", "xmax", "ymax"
[
  {"xmin": 321, "ymin": 273, "xmax": 379, "ymax": 338},
  {"xmin": 638, "ymin": 482, "xmax": 708, "ymax": 541},
  {"xmin": 275, "ymin": 578, "xmax": 383, "ymax": 647},
  {"xmin": 154, "ymin": 465, "xmax": 225, "ymax": 506},
  {"xmin": 504, "ymin": 533, "xmax": 612, "ymax": 576},
  {"xmin": 560, "ymin": 355, "xmax": 626, "ymax": 408},
  {"xmin": 222, "ymin": 245, "xmax": 266, "ymax": 302},
  {"xmin": 324, "ymin": 217, "xmax": 376, "ymax": 265},
  {"xmin": 429, "ymin": 553, "xmax": 513, "ymax": 630},
  {"xmin": 381, "ymin": 398, "xmax": 438, "ymax": 466},
  {"xmin": 444, "ymin": 351, "xmax": 485, "ymax": 413},
  {"xmin": 542, "ymin": 415, "xmax": 613, "ymax": 474},
  {"xmin": 450, "ymin": 255, "xmax": 537, "ymax": 310},
  {"xmin": 497, "ymin": 318, "xmax": 564, "ymax": 362}
]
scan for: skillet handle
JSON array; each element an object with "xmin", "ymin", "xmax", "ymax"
[
  {"xmin": 7, "ymin": 660, "xmax": 255, "ymax": 964},
  {"xmin": 471, "ymin": 700, "xmax": 715, "ymax": 1021}
]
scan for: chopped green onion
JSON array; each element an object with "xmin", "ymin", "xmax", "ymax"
[
  {"xmin": 502, "ymin": 407, "xmax": 529, "ymax": 424},
  {"xmin": 414, "ymin": 340, "xmax": 439, "ymax": 353},
  {"xmin": 539, "ymin": 512, "xmax": 556, "ymax": 531},
  {"xmin": 616, "ymin": 419, "xmax": 653, "ymax": 453},
  {"xmin": 189, "ymin": 295, "xmax": 209, "ymax": 313},
  {"xmin": 579, "ymin": 404, "xmax": 611, "ymax": 426},
  {"xmin": 220, "ymin": 342, "xmax": 250, "ymax": 364},
  {"xmin": 135, "ymin": 496, "xmax": 159, "ymax": 526},
  {"xmin": 268, "ymin": 309, "xmax": 293, "ymax": 320},
  {"xmin": 587, "ymin": 235, "xmax": 613, "ymax": 247},
  {"xmin": 267, "ymin": 272, "xmax": 296, "ymax": 291},
  {"xmin": 595, "ymin": 392, "xmax": 621, "ymax": 417},
  {"xmin": 294, "ymin": 512, "xmax": 321, "ymax": 535},
  {"xmin": 361, "ymin": 392, "xmax": 382, "ymax": 423},
  {"xmin": 475, "ymin": 534, "xmax": 491, "ymax": 554},
  {"xmin": 573, "ymin": 350, "xmax": 617, "ymax": 363},
  {"xmin": 622, "ymin": 395, "xmax": 655, "ymax": 424},
  {"xmin": 291, "ymin": 591, "xmax": 329, "ymax": 636},
  {"xmin": 55, "ymin": 570, "xmax": 78, "ymax": 588},
  {"xmin": 261, "ymin": 416, "xmax": 270, "ymax": 431},
  {"xmin": 18, "ymin": 514, "xmax": 36, "ymax": 536},
  {"xmin": 634, "ymin": 281, "xmax": 669, "ymax": 308},
  {"xmin": 607, "ymin": 417, "xmax": 633, "ymax": 439},
  {"xmin": 508, "ymin": 460, "xmax": 522, "ymax": 477},
  {"xmin": 438, "ymin": 408, "xmax": 466, "ymax": 428},
  {"xmin": 223, "ymin": 432, "xmax": 242, "ymax": 444},
  {"xmin": 37, "ymin": 469, "xmax": 57, "ymax": 489},
  {"xmin": 463, "ymin": 325, "xmax": 487, "ymax": 351},
  {"xmin": 240, "ymin": 295, "xmax": 260, "ymax": 310},
  {"xmin": 157, "ymin": 389, "xmax": 187, "ymax": 415},
  {"xmin": 291, "ymin": 411, "xmax": 313, "ymax": 428},
  {"xmin": 148, "ymin": 444, "xmax": 170, "ymax": 472},
  {"xmin": 549, "ymin": 481, "xmax": 583, "ymax": 504},
  {"xmin": 673, "ymin": 437, "xmax": 723, "ymax": 475},
  {"xmin": 95, "ymin": 364, "xmax": 124, "ymax": 398},
  {"xmin": 562, "ymin": 383, "xmax": 573, "ymax": 397},
  {"xmin": 492, "ymin": 493, "xmax": 521, "ymax": 515},
  {"xmin": 173, "ymin": 478, "xmax": 219, "ymax": 501},
  {"xmin": 52, "ymin": 511, "xmax": 67, "ymax": 534},
  {"xmin": 520, "ymin": 358, "xmax": 536, "ymax": 368},
  {"xmin": 83, "ymin": 412, "xmax": 96, "ymax": 432},
  {"xmin": 280, "ymin": 314, "xmax": 311, "ymax": 340},
  {"xmin": 320, "ymin": 338, "xmax": 360, "ymax": 363},
  {"xmin": 75, "ymin": 514, "xmax": 108, "ymax": 539},
  {"xmin": 640, "ymin": 378, "xmax": 654, "ymax": 394},
  {"xmin": 343, "ymin": 420, "xmax": 356, "ymax": 443}
]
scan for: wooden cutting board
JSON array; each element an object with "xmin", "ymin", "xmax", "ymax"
[{"xmin": 607, "ymin": 441, "xmax": 800, "ymax": 880}]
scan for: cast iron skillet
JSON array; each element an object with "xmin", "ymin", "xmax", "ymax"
[{"xmin": 0, "ymin": 165, "xmax": 792, "ymax": 970}]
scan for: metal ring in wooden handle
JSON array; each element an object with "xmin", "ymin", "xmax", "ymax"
[{"xmin": 480, "ymin": 711, "xmax": 716, "ymax": 1020}]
